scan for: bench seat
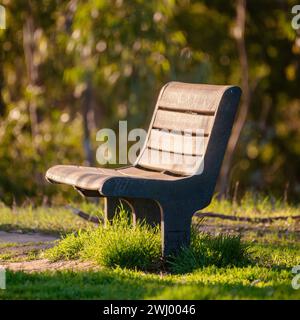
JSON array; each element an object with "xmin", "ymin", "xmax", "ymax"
[{"xmin": 46, "ymin": 165, "xmax": 180, "ymax": 192}]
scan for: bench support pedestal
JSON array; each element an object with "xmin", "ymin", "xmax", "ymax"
[
  {"xmin": 160, "ymin": 202, "xmax": 193, "ymax": 256},
  {"xmin": 104, "ymin": 197, "xmax": 161, "ymax": 227},
  {"xmin": 104, "ymin": 197, "xmax": 193, "ymax": 257}
]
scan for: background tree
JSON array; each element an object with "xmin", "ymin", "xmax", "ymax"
[{"xmin": 0, "ymin": 0, "xmax": 299, "ymax": 204}]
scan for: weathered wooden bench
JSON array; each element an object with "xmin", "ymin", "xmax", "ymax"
[{"xmin": 46, "ymin": 82, "xmax": 241, "ymax": 256}]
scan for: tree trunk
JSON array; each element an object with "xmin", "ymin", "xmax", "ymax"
[
  {"xmin": 218, "ymin": 0, "xmax": 251, "ymax": 197},
  {"xmin": 0, "ymin": 49, "xmax": 5, "ymax": 117},
  {"xmin": 23, "ymin": 14, "xmax": 39, "ymax": 140},
  {"xmin": 82, "ymin": 77, "xmax": 95, "ymax": 166}
]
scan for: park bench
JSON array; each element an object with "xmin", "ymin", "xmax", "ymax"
[{"xmin": 46, "ymin": 81, "xmax": 241, "ymax": 256}]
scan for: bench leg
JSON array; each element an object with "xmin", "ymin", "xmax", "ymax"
[
  {"xmin": 105, "ymin": 197, "xmax": 192, "ymax": 256},
  {"xmin": 104, "ymin": 197, "xmax": 132, "ymax": 226},
  {"xmin": 160, "ymin": 202, "xmax": 193, "ymax": 257},
  {"xmin": 104, "ymin": 197, "xmax": 194, "ymax": 257},
  {"xmin": 126, "ymin": 198, "xmax": 161, "ymax": 227},
  {"xmin": 104, "ymin": 197, "xmax": 161, "ymax": 227}
]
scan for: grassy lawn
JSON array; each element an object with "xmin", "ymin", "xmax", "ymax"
[
  {"xmin": 0, "ymin": 196, "xmax": 299, "ymax": 300},
  {"xmin": 0, "ymin": 202, "xmax": 100, "ymax": 234}
]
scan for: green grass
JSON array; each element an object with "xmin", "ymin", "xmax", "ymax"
[
  {"xmin": 0, "ymin": 195, "xmax": 299, "ymax": 299},
  {"xmin": 45, "ymin": 212, "xmax": 162, "ymax": 270},
  {"xmin": 169, "ymin": 231, "xmax": 251, "ymax": 274},
  {"xmin": 0, "ymin": 201, "xmax": 100, "ymax": 234},
  {"xmin": 44, "ymin": 212, "xmax": 250, "ymax": 272},
  {"xmin": 1, "ymin": 265, "xmax": 299, "ymax": 300},
  {"xmin": 80, "ymin": 215, "xmax": 161, "ymax": 271}
]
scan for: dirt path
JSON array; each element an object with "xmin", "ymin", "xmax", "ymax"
[
  {"xmin": 0, "ymin": 231, "xmax": 98, "ymax": 272},
  {"xmin": 1, "ymin": 259, "xmax": 98, "ymax": 272},
  {"xmin": 0, "ymin": 231, "xmax": 58, "ymax": 243}
]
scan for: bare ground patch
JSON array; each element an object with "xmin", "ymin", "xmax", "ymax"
[
  {"xmin": 0, "ymin": 231, "xmax": 59, "ymax": 244},
  {"xmin": 1, "ymin": 259, "xmax": 98, "ymax": 272},
  {"xmin": 0, "ymin": 231, "xmax": 58, "ymax": 267},
  {"xmin": 0, "ymin": 231, "xmax": 98, "ymax": 272}
]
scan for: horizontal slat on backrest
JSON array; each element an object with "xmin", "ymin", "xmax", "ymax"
[
  {"xmin": 138, "ymin": 148, "xmax": 202, "ymax": 176},
  {"xmin": 153, "ymin": 109, "xmax": 213, "ymax": 135},
  {"xmin": 159, "ymin": 82, "xmax": 227, "ymax": 113},
  {"xmin": 147, "ymin": 129, "xmax": 208, "ymax": 156},
  {"xmin": 137, "ymin": 82, "xmax": 232, "ymax": 176}
]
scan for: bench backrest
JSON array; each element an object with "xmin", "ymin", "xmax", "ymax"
[{"xmin": 136, "ymin": 81, "xmax": 241, "ymax": 177}]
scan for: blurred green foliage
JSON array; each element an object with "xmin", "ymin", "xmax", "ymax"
[{"xmin": 0, "ymin": 0, "xmax": 300, "ymax": 204}]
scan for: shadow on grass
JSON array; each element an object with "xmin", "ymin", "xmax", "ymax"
[{"xmin": 0, "ymin": 269, "xmax": 299, "ymax": 300}]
